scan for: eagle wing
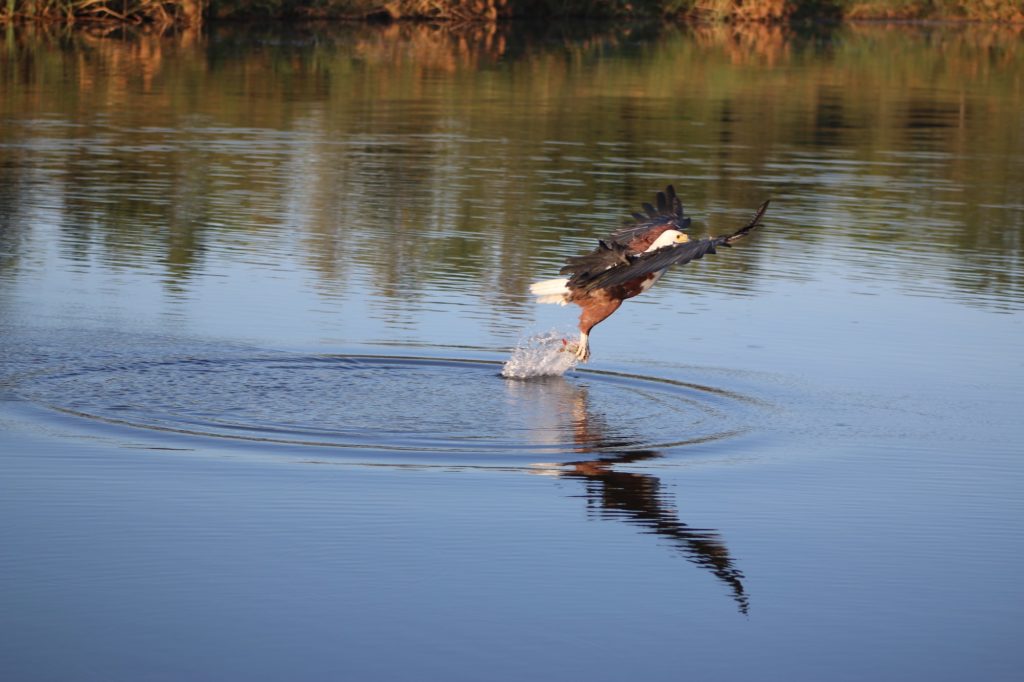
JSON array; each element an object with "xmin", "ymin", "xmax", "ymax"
[
  {"xmin": 608, "ymin": 184, "xmax": 692, "ymax": 244},
  {"xmin": 567, "ymin": 200, "xmax": 769, "ymax": 293},
  {"xmin": 558, "ymin": 239, "xmax": 632, "ymax": 281}
]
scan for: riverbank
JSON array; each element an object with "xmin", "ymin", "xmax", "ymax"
[{"xmin": 1, "ymin": 0, "xmax": 1022, "ymax": 26}]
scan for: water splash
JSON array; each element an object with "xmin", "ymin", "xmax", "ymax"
[{"xmin": 501, "ymin": 330, "xmax": 580, "ymax": 379}]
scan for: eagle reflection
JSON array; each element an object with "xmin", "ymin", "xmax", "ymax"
[{"xmin": 504, "ymin": 375, "xmax": 748, "ymax": 613}]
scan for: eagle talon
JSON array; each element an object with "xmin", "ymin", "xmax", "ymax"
[
  {"xmin": 574, "ymin": 337, "xmax": 590, "ymax": 362},
  {"xmin": 560, "ymin": 339, "xmax": 585, "ymax": 360}
]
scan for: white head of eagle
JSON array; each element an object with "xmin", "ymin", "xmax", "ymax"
[
  {"xmin": 529, "ymin": 185, "xmax": 769, "ymax": 363},
  {"xmin": 646, "ymin": 229, "xmax": 690, "ymax": 251}
]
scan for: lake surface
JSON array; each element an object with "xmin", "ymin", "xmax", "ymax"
[{"xmin": 1, "ymin": 21, "xmax": 1022, "ymax": 681}]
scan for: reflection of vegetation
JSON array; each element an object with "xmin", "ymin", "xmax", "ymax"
[
  {"xmin": 0, "ymin": 160, "xmax": 26, "ymax": 275},
  {"xmin": 0, "ymin": 22, "xmax": 1022, "ymax": 309}
]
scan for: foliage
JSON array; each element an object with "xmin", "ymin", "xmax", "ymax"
[
  {"xmin": 1, "ymin": 0, "xmax": 1022, "ymax": 24},
  {"xmin": 849, "ymin": 0, "xmax": 1024, "ymax": 21},
  {"xmin": 1, "ymin": 0, "xmax": 204, "ymax": 24}
]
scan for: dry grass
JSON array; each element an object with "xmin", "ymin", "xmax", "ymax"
[
  {"xmin": 2, "ymin": 0, "xmax": 204, "ymax": 24},
  {"xmin": 691, "ymin": 0, "xmax": 798, "ymax": 21},
  {"xmin": 844, "ymin": 0, "xmax": 1024, "ymax": 20},
  {"xmin": 382, "ymin": 0, "xmax": 508, "ymax": 21},
  {"xmin": 2, "ymin": 0, "xmax": 1022, "ymax": 26}
]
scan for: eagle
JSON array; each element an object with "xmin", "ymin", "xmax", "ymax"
[{"xmin": 530, "ymin": 186, "xmax": 769, "ymax": 362}]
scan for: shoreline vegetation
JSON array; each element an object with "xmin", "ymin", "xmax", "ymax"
[{"xmin": 1, "ymin": 1, "xmax": 1022, "ymax": 26}]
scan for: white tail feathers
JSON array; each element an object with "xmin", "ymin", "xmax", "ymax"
[{"xmin": 530, "ymin": 277, "xmax": 570, "ymax": 305}]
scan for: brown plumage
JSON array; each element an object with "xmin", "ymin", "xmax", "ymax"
[{"xmin": 530, "ymin": 185, "xmax": 769, "ymax": 361}]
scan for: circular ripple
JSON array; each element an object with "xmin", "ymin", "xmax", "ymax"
[{"xmin": 20, "ymin": 355, "xmax": 758, "ymax": 456}]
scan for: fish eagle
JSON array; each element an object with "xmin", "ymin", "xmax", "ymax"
[{"xmin": 530, "ymin": 186, "xmax": 769, "ymax": 362}]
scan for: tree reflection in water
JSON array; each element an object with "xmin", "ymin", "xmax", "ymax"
[{"xmin": 504, "ymin": 374, "xmax": 748, "ymax": 613}]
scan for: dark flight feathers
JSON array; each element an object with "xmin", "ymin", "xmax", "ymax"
[
  {"xmin": 610, "ymin": 184, "xmax": 691, "ymax": 243},
  {"xmin": 559, "ymin": 240, "xmax": 631, "ymax": 280},
  {"xmin": 562, "ymin": 194, "xmax": 769, "ymax": 293}
]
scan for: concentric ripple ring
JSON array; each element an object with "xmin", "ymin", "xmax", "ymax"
[{"xmin": 18, "ymin": 355, "xmax": 761, "ymax": 457}]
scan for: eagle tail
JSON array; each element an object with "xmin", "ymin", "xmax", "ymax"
[{"xmin": 530, "ymin": 278, "xmax": 570, "ymax": 305}]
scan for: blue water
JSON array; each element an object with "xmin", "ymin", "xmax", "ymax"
[{"xmin": 1, "ymin": 22, "xmax": 1022, "ymax": 682}]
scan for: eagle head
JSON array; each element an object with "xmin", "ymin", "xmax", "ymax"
[{"xmin": 647, "ymin": 229, "xmax": 690, "ymax": 252}]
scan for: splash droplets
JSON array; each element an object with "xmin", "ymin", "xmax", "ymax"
[{"xmin": 501, "ymin": 330, "xmax": 580, "ymax": 379}]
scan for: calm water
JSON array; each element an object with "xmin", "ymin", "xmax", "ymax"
[{"xmin": 1, "ymin": 22, "xmax": 1023, "ymax": 681}]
